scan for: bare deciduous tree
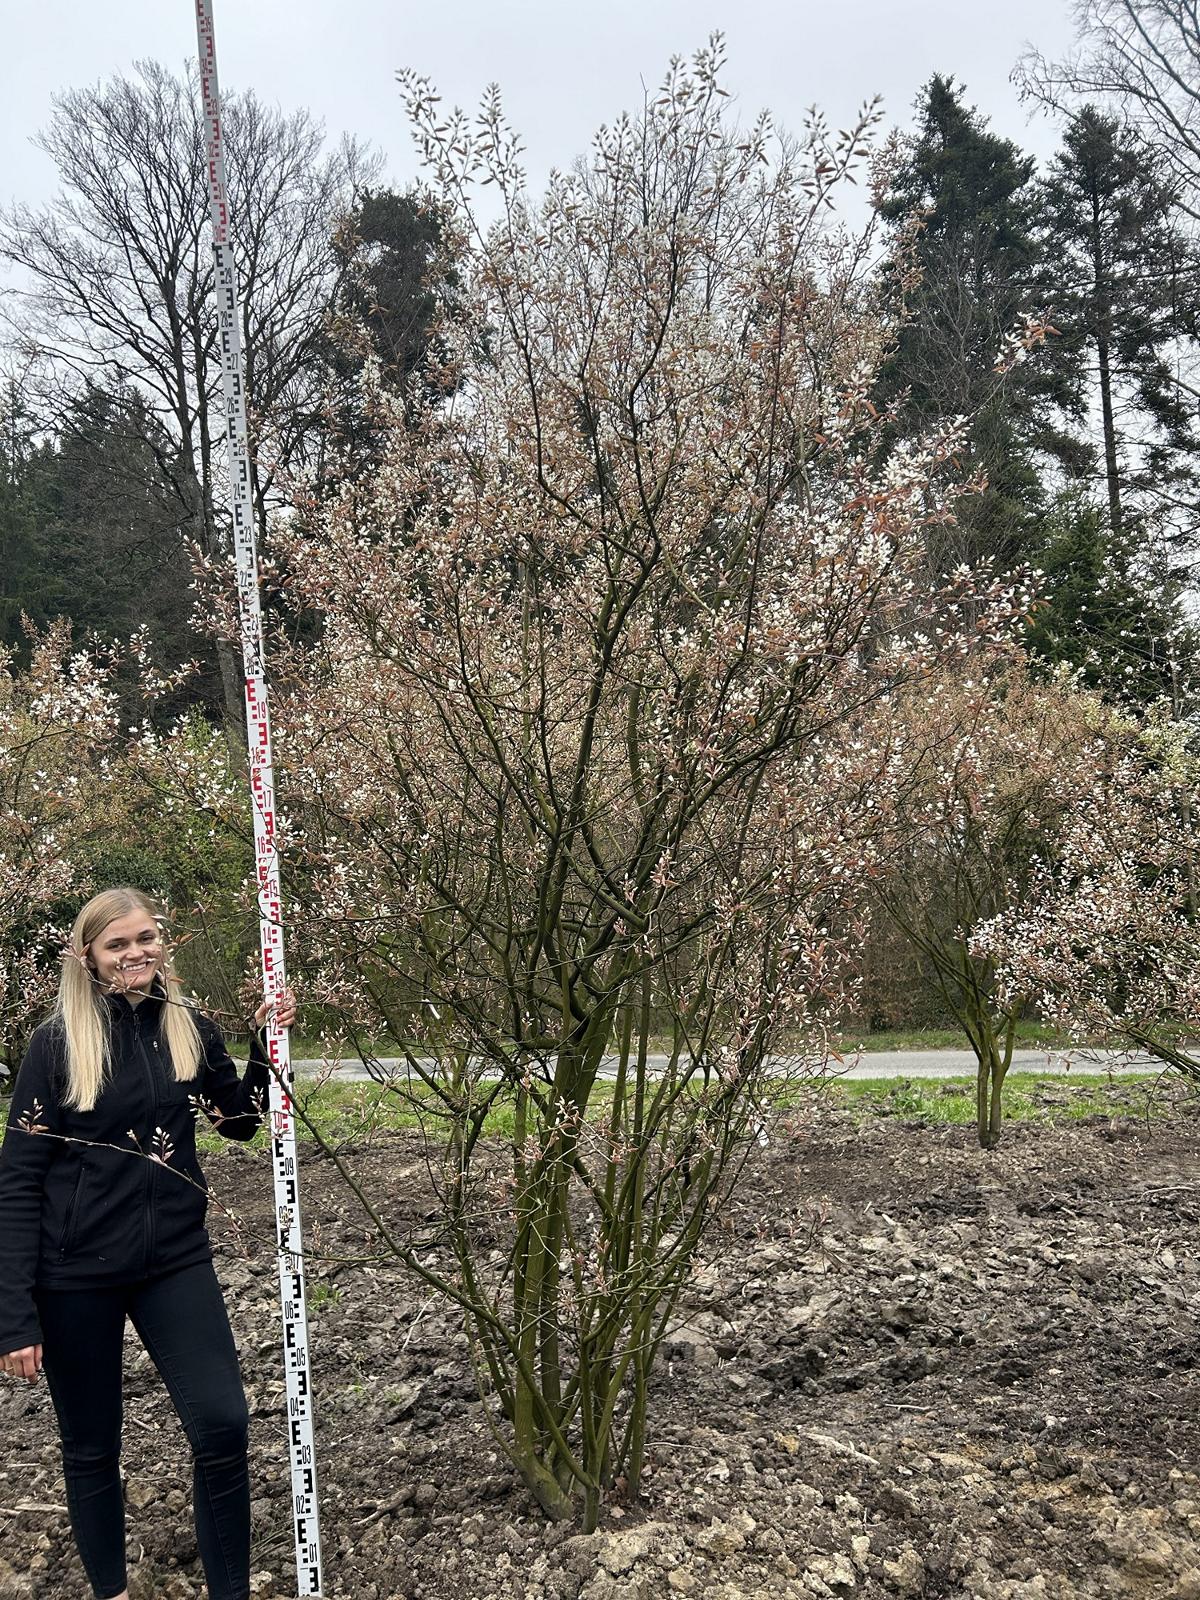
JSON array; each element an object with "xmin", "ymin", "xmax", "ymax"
[
  {"xmin": 1017, "ymin": 2, "xmax": 1200, "ymax": 219},
  {"xmin": 0, "ymin": 61, "xmax": 379, "ymax": 721}
]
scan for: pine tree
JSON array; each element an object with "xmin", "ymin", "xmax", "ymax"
[
  {"xmin": 878, "ymin": 77, "xmax": 1081, "ymax": 572},
  {"xmin": 1026, "ymin": 494, "xmax": 1199, "ymax": 704},
  {"xmin": 323, "ymin": 188, "xmax": 462, "ymax": 477},
  {"xmin": 0, "ymin": 380, "xmax": 68, "ymax": 644},
  {"xmin": 1039, "ymin": 108, "xmax": 1199, "ymax": 547},
  {"xmin": 1, "ymin": 383, "xmax": 219, "ymax": 716}
]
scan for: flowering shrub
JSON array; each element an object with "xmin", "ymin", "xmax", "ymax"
[
  {"xmin": 973, "ymin": 706, "xmax": 1200, "ymax": 1076},
  {"xmin": 0, "ymin": 624, "xmax": 119, "ymax": 1067},
  {"xmin": 0, "ymin": 625, "xmax": 258, "ymax": 1065},
  {"xmin": 255, "ymin": 43, "xmax": 1026, "ymax": 1522}
]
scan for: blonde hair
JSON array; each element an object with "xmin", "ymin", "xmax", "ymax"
[{"xmin": 54, "ymin": 887, "xmax": 202, "ymax": 1112}]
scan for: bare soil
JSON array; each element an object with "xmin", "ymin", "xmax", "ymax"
[{"xmin": 4, "ymin": 1084, "xmax": 1200, "ymax": 1600}]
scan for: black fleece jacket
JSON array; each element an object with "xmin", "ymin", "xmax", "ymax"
[{"xmin": 0, "ymin": 990, "xmax": 270, "ymax": 1354}]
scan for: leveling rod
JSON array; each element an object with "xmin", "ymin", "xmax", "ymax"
[{"xmin": 193, "ymin": 2, "xmax": 324, "ymax": 1592}]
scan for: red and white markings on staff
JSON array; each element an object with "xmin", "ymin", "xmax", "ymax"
[{"xmin": 193, "ymin": 3, "xmax": 323, "ymax": 1592}]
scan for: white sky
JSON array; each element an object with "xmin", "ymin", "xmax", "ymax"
[{"xmin": 2, "ymin": 0, "xmax": 1082, "ymax": 218}]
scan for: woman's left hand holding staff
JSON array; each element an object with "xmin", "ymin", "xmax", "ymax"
[{"xmin": 253, "ymin": 988, "xmax": 297, "ymax": 1032}]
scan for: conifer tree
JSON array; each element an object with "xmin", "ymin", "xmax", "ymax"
[
  {"xmin": 878, "ymin": 77, "xmax": 1081, "ymax": 572},
  {"xmin": 1040, "ymin": 107, "xmax": 1199, "ymax": 546}
]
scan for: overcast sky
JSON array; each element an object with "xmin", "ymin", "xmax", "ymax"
[{"xmin": 2, "ymin": 0, "xmax": 1083, "ymax": 219}]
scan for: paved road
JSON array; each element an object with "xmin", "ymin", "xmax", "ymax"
[{"xmin": 292, "ymin": 1047, "xmax": 1158, "ymax": 1083}]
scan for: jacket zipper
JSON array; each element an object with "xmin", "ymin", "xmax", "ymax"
[
  {"xmin": 58, "ymin": 1167, "xmax": 86, "ymax": 1258},
  {"xmin": 136, "ymin": 1011, "xmax": 158, "ymax": 1273}
]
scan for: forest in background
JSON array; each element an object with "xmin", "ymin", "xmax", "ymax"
[{"xmin": 3, "ymin": 6, "xmax": 1200, "ymax": 1119}]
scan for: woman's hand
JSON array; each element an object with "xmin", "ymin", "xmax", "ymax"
[
  {"xmin": 1, "ymin": 1345, "xmax": 42, "ymax": 1383},
  {"xmin": 254, "ymin": 988, "xmax": 297, "ymax": 1032}
]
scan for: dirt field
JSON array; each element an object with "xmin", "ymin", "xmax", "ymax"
[{"xmin": 3, "ymin": 1084, "xmax": 1200, "ymax": 1600}]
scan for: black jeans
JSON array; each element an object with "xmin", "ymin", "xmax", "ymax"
[{"xmin": 36, "ymin": 1260, "xmax": 251, "ymax": 1600}]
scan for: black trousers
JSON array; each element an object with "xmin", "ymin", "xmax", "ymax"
[{"xmin": 36, "ymin": 1260, "xmax": 251, "ymax": 1600}]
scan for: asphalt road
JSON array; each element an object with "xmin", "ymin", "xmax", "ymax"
[{"xmin": 291, "ymin": 1047, "xmax": 1158, "ymax": 1083}]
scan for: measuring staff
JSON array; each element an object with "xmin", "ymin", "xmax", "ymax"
[{"xmin": 193, "ymin": 0, "xmax": 324, "ymax": 1591}]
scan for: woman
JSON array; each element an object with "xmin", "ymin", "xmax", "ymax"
[{"xmin": 0, "ymin": 887, "xmax": 293, "ymax": 1600}]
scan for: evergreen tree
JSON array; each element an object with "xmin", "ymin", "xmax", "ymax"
[
  {"xmin": 0, "ymin": 381, "xmax": 64, "ymax": 643},
  {"xmin": 0, "ymin": 383, "xmax": 220, "ymax": 716},
  {"xmin": 323, "ymin": 188, "xmax": 462, "ymax": 477},
  {"xmin": 1039, "ymin": 108, "xmax": 1199, "ymax": 547},
  {"xmin": 878, "ymin": 77, "xmax": 1082, "ymax": 572},
  {"xmin": 1026, "ymin": 494, "xmax": 1199, "ymax": 704},
  {"xmin": 332, "ymin": 190, "xmax": 456, "ymax": 387}
]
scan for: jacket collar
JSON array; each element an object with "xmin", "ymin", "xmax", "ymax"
[{"xmin": 103, "ymin": 976, "xmax": 167, "ymax": 1024}]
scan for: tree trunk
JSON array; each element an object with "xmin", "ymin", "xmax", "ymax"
[{"xmin": 1091, "ymin": 187, "xmax": 1123, "ymax": 542}]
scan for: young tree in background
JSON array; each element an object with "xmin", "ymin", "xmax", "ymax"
[
  {"xmin": 975, "ymin": 712, "xmax": 1200, "ymax": 1080},
  {"xmin": 870, "ymin": 665, "xmax": 1129, "ymax": 1148}
]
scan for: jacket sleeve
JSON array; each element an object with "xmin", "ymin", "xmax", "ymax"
[
  {"xmin": 197, "ymin": 1016, "xmax": 272, "ymax": 1142},
  {"xmin": 0, "ymin": 1029, "xmax": 63, "ymax": 1354}
]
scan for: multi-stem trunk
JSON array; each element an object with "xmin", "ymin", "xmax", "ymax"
[{"xmin": 967, "ymin": 1002, "xmax": 1017, "ymax": 1150}]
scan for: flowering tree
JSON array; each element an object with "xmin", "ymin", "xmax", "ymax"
[
  {"xmin": 867, "ymin": 663, "xmax": 1129, "ymax": 1147},
  {"xmin": 974, "ymin": 708, "xmax": 1200, "ymax": 1076},
  {"xmin": 0, "ymin": 622, "xmax": 262, "ymax": 1069},
  {"xmin": 245, "ymin": 44, "xmax": 1030, "ymax": 1524},
  {"xmin": 0, "ymin": 624, "xmax": 119, "ymax": 1069}
]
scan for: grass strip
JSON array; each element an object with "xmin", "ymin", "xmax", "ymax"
[{"xmin": 198, "ymin": 1069, "xmax": 1189, "ymax": 1157}]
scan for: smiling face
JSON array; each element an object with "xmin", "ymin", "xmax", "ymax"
[{"xmin": 86, "ymin": 909, "xmax": 164, "ymax": 995}]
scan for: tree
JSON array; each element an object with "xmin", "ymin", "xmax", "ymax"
[
  {"xmin": 217, "ymin": 43, "xmax": 1031, "ymax": 1524},
  {"xmin": 974, "ymin": 709, "xmax": 1200, "ymax": 1078},
  {"xmin": 320, "ymin": 187, "xmax": 463, "ymax": 480},
  {"xmin": 869, "ymin": 664, "xmax": 1127, "ymax": 1147},
  {"xmin": 16, "ymin": 386, "xmax": 211, "ymax": 697},
  {"xmin": 1039, "ymin": 108, "xmax": 1199, "ymax": 544},
  {"xmin": 0, "ymin": 62, "xmax": 379, "ymax": 721},
  {"xmin": 1025, "ymin": 492, "xmax": 1200, "ymax": 703},
  {"xmin": 330, "ymin": 190, "xmax": 458, "ymax": 390},
  {"xmin": 1017, "ymin": 1, "xmax": 1200, "ymax": 553},
  {"xmin": 1017, "ymin": 1, "xmax": 1200, "ymax": 221},
  {"xmin": 877, "ymin": 77, "xmax": 1080, "ymax": 572},
  {"xmin": 0, "ymin": 380, "xmax": 235, "ymax": 718},
  {"xmin": 0, "ymin": 374, "xmax": 64, "ymax": 644}
]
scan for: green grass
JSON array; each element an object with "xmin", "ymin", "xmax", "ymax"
[
  {"xmin": 199, "ymin": 1077, "xmax": 627, "ymax": 1155},
  {"xmin": 829, "ymin": 1020, "xmax": 1083, "ymax": 1054},
  {"xmin": 824, "ymin": 1071, "xmax": 1178, "ymax": 1125},
  {"xmin": 198, "ymin": 1080, "xmax": 434, "ymax": 1155},
  {"xmin": 196, "ymin": 1067, "xmax": 1189, "ymax": 1158}
]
